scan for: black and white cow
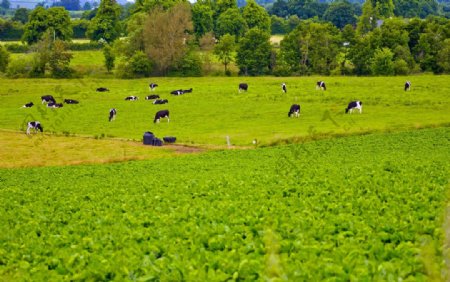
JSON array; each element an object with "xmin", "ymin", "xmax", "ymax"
[
  {"xmin": 125, "ymin": 96, "xmax": 139, "ymax": 101},
  {"xmin": 47, "ymin": 102, "xmax": 63, "ymax": 108},
  {"xmin": 345, "ymin": 101, "xmax": 362, "ymax": 114},
  {"xmin": 154, "ymin": 110, "xmax": 170, "ymax": 123},
  {"xmin": 404, "ymin": 81, "xmax": 411, "ymax": 91},
  {"xmin": 146, "ymin": 94, "xmax": 160, "ymax": 100},
  {"xmin": 109, "ymin": 108, "xmax": 117, "ymax": 122},
  {"xmin": 41, "ymin": 95, "xmax": 56, "ymax": 104},
  {"xmin": 96, "ymin": 87, "xmax": 109, "ymax": 92},
  {"xmin": 153, "ymin": 99, "xmax": 168, "ymax": 105},
  {"xmin": 282, "ymin": 83, "xmax": 287, "ymax": 93},
  {"xmin": 170, "ymin": 89, "xmax": 184, "ymax": 95},
  {"xmin": 316, "ymin": 81, "xmax": 326, "ymax": 90},
  {"xmin": 21, "ymin": 102, "xmax": 34, "ymax": 108},
  {"xmin": 64, "ymin": 99, "xmax": 79, "ymax": 104},
  {"xmin": 149, "ymin": 83, "xmax": 158, "ymax": 91},
  {"xmin": 26, "ymin": 121, "xmax": 43, "ymax": 134},
  {"xmin": 288, "ymin": 104, "xmax": 301, "ymax": 118},
  {"xmin": 183, "ymin": 88, "xmax": 193, "ymax": 93},
  {"xmin": 239, "ymin": 83, "xmax": 248, "ymax": 93}
]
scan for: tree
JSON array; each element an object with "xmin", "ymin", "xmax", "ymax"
[
  {"xmin": 192, "ymin": 2, "xmax": 214, "ymax": 40},
  {"xmin": 323, "ymin": 0, "xmax": 357, "ymax": 29},
  {"xmin": 87, "ymin": 0, "xmax": 121, "ymax": 43},
  {"xmin": 1, "ymin": 0, "xmax": 10, "ymax": 10},
  {"xmin": 236, "ymin": 28, "xmax": 271, "ymax": 75},
  {"xmin": 48, "ymin": 40, "xmax": 73, "ymax": 78},
  {"xmin": 103, "ymin": 44, "xmax": 115, "ymax": 72},
  {"xmin": 242, "ymin": 0, "xmax": 271, "ymax": 33},
  {"xmin": 375, "ymin": 0, "xmax": 394, "ymax": 18},
  {"xmin": 269, "ymin": 0, "xmax": 289, "ymax": 18},
  {"xmin": 0, "ymin": 45, "xmax": 9, "ymax": 72},
  {"xmin": 437, "ymin": 39, "xmax": 450, "ymax": 73},
  {"xmin": 356, "ymin": 0, "xmax": 377, "ymax": 35},
  {"xmin": 215, "ymin": 7, "xmax": 247, "ymax": 40},
  {"xmin": 83, "ymin": 1, "xmax": 91, "ymax": 10},
  {"xmin": 214, "ymin": 33, "xmax": 235, "ymax": 74},
  {"xmin": 22, "ymin": 7, "xmax": 72, "ymax": 45},
  {"xmin": 13, "ymin": 8, "xmax": 29, "ymax": 24},
  {"xmin": 371, "ymin": 47, "xmax": 394, "ymax": 75},
  {"xmin": 143, "ymin": 2, "xmax": 193, "ymax": 75}
]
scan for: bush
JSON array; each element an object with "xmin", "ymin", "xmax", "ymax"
[
  {"xmin": 169, "ymin": 52, "xmax": 203, "ymax": 77},
  {"xmin": 0, "ymin": 45, "xmax": 10, "ymax": 72},
  {"xmin": 6, "ymin": 55, "xmax": 36, "ymax": 78},
  {"xmin": 67, "ymin": 41, "xmax": 103, "ymax": 51},
  {"xmin": 115, "ymin": 51, "xmax": 152, "ymax": 78},
  {"xmin": 4, "ymin": 43, "xmax": 29, "ymax": 53},
  {"xmin": 394, "ymin": 59, "xmax": 409, "ymax": 75},
  {"xmin": 71, "ymin": 19, "xmax": 90, "ymax": 39},
  {"xmin": 0, "ymin": 19, "xmax": 24, "ymax": 41}
]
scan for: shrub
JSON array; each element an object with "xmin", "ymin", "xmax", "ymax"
[
  {"xmin": 0, "ymin": 19, "xmax": 24, "ymax": 41},
  {"xmin": 169, "ymin": 52, "xmax": 203, "ymax": 77},
  {"xmin": 6, "ymin": 55, "xmax": 35, "ymax": 78},
  {"xmin": 115, "ymin": 52, "xmax": 152, "ymax": 78},
  {"xmin": 4, "ymin": 43, "xmax": 29, "ymax": 53},
  {"xmin": 0, "ymin": 45, "xmax": 9, "ymax": 72},
  {"xmin": 394, "ymin": 59, "xmax": 409, "ymax": 75}
]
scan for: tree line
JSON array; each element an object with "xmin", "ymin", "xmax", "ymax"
[{"xmin": 0, "ymin": 0, "xmax": 449, "ymax": 78}]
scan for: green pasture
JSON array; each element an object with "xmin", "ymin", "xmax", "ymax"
[
  {"xmin": 0, "ymin": 75, "xmax": 449, "ymax": 147},
  {"xmin": 0, "ymin": 128, "xmax": 448, "ymax": 280}
]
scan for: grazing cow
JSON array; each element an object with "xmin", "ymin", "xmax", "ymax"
[
  {"xmin": 109, "ymin": 108, "xmax": 117, "ymax": 122},
  {"xmin": 41, "ymin": 95, "xmax": 56, "ymax": 104},
  {"xmin": 145, "ymin": 95, "xmax": 160, "ymax": 100},
  {"xmin": 404, "ymin": 81, "xmax": 411, "ymax": 91},
  {"xmin": 149, "ymin": 83, "xmax": 158, "ymax": 91},
  {"xmin": 239, "ymin": 83, "xmax": 248, "ymax": 93},
  {"xmin": 170, "ymin": 89, "xmax": 184, "ymax": 95},
  {"xmin": 64, "ymin": 99, "xmax": 79, "ymax": 104},
  {"xmin": 154, "ymin": 110, "xmax": 169, "ymax": 123},
  {"xmin": 125, "ymin": 96, "xmax": 138, "ymax": 101},
  {"xmin": 316, "ymin": 81, "xmax": 326, "ymax": 90},
  {"xmin": 282, "ymin": 83, "xmax": 287, "ymax": 93},
  {"xmin": 288, "ymin": 104, "xmax": 301, "ymax": 118},
  {"xmin": 96, "ymin": 87, "xmax": 109, "ymax": 92},
  {"xmin": 345, "ymin": 101, "xmax": 363, "ymax": 114},
  {"xmin": 153, "ymin": 99, "xmax": 168, "ymax": 105},
  {"xmin": 21, "ymin": 102, "xmax": 34, "ymax": 108},
  {"xmin": 26, "ymin": 121, "xmax": 43, "ymax": 135},
  {"xmin": 47, "ymin": 102, "xmax": 63, "ymax": 108}
]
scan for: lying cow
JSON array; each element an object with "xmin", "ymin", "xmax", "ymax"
[
  {"xmin": 125, "ymin": 96, "xmax": 138, "ymax": 101},
  {"xmin": 404, "ymin": 81, "xmax": 411, "ymax": 91},
  {"xmin": 146, "ymin": 95, "xmax": 160, "ymax": 100},
  {"xmin": 345, "ymin": 101, "xmax": 362, "ymax": 114},
  {"xmin": 183, "ymin": 88, "xmax": 193, "ymax": 93},
  {"xmin": 149, "ymin": 83, "xmax": 158, "ymax": 91},
  {"xmin": 288, "ymin": 104, "xmax": 301, "ymax": 118},
  {"xmin": 282, "ymin": 83, "xmax": 287, "ymax": 93},
  {"xmin": 21, "ymin": 102, "xmax": 34, "ymax": 108},
  {"xmin": 170, "ymin": 89, "xmax": 184, "ymax": 95},
  {"xmin": 239, "ymin": 83, "xmax": 248, "ymax": 93},
  {"xmin": 26, "ymin": 121, "xmax": 43, "ymax": 135},
  {"xmin": 153, "ymin": 99, "xmax": 168, "ymax": 105},
  {"xmin": 96, "ymin": 87, "xmax": 109, "ymax": 92},
  {"xmin": 41, "ymin": 95, "xmax": 56, "ymax": 104},
  {"xmin": 154, "ymin": 110, "xmax": 169, "ymax": 123},
  {"xmin": 47, "ymin": 102, "xmax": 63, "ymax": 108},
  {"xmin": 316, "ymin": 81, "xmax": 326, "ymax": 90},
  {"xmin": 64, "ymin": 99, "xmax": 79, "ymax": 104},
  {"xmin": 109, "ymin": 108, "xmax": 117, "ymax": 122}
]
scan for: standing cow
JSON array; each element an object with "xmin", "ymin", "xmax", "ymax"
[
  {"xmin": 345, "ymin": 101, "xmax": 362, "ymax": 114},
  {"xmin": 109, "ymin": 108, "xmax": 117, "ymax": 122},
  {"xmin": 282, "ymin": 83, "xmax": 287, "ymax": 93},
  {"xmin": 316, "ymin": 81, "xmax": 326, "ymax": 90},
  {"xmin": 154, "ymin": 110, "xmax": 170, "ymax": 123},
  {"xmin": 41, "ymin": 95, "xmax": 56, "ymax": 104},
  {"xmin": 26, "ymin": 121, "xmax": 43, "ymax": 134},
  {"xmin": 404, "ymin": 81, "xmax": 411, "ymax": 91},
  {"xmin": 239, "ymin": 83, "xmax": 248, "ymax": 93},
  {"xmin": 288, "ymin": 104, "xmax": 301, "ymax": 118}
]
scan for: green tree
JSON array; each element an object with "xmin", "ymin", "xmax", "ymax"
[
  {"xmin": 437, "ymin": 38, "xmax": 450, "ymax": 73},
  {"xmin": 323, "ymin": 0, "xmax": 357, "ymax": 29},
  {"xmin": 48, "ymin": 39, "xmax": 73, "ymax": 78},
  {"xmin": 356, "ymin": 0, "xmax": 377, "ymax": 35},
  {"xmin": 269, "ymin": 0, "xmax": 289, "ymax": 18},
  {"xmin": 13, "ymin": 8, "xmax": 29, "ymax": 24},
  {"xmin": 87, "ymin": 0, "xmax": 121, "ymax": 43},
  {"xmin": 242, "ymin": 0, "xmax": 271, "ymax": 33},
  {"xmin": 22, "ymin": 7, "xmax": 72, "ymax": 45},
  {"xmin": 213, "ymin": 33, "xmax": 235, "ymax": 74},
  {"xmin": 236, "ymin": 28, "xmax": 271, "ymax": 75},
  {"xmin": 215, "ymin": 7, "xmax": 247, "ymax": 40},
  {"xmin": 371, "ymin": 47, "xmax": 394, "ymax": 75},
  {"xmin": 192, "ymin": 2, "xmax": 214, "ymax": 40},
  {"xmin": 0, "ymin": 45, "xmax": 9, "ymax": 72},
  {"xmin": 0, "ymin": 0, "xmax": 10, "ymax": 10},
  {"xmin": 103, "ymin": 44, "xmax": 115, "ymax": 72},
  {"xmin": 375, "ymin": 0, "xmax": 394, "ymax": 18}
]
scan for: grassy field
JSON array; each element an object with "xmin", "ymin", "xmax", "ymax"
[{"xmin": 0, "ymin": 128, "xmax": 448, "ymax": 280}]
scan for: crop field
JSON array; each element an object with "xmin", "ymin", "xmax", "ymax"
[{"xmin": 0, "ymin": 128, "xmax": 449, "ymax": 280}]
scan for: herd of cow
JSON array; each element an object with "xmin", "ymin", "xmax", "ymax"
[{"xmin": 23, "ymin": 80, "xmax": 412, "ymax": 137}]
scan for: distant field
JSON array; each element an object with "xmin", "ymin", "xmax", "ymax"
[{"xmin": 1, "ymin": 128, "xmax": 448, "ymax": 280}]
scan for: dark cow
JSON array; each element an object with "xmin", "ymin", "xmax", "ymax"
[
  {"xmin": 109, "ymin": 108, "xmax": 117, "ymax": 122},
  {"xmin": 96, "ymin": 87, "xmax": 109, "ymax": 92},
  {"xmin": 125, "ymin": 96, "xmax": 138, "ymax": 101},
  {"xmin": 183, "ymin": 88, "xmax": 193, "ymax": 93},
  {"xmin": 21, "ymin": 102, "xmax": 34, "ymax": 108},
  {"xmin": 170, "ymin": 89, "xmax": 184, "ymax": 95},
  {"xmin": 288, "ymin": 104, "xmax": 301, "ymax": 118},
  {"xmin": 154, "ymin": 110, "xmax": 170, "ymax": 123},
  {"xmin": 282, "ymin": 83, "xmax": 287, "ymax": 93},
  {"xmin": 64, "ymin": 99, "xmax": 79, "ymax": 104},
  {"xmin": 26, "ymin": 121, "xmax": 43, "ymax": 135},
  {"xmin": 146, "ymin": 95, "xmax": 160, "ymax": 100},
  {"xmin": 41, "ymin": 95, "xmax": 56, "ymax": 104},
  {"xmin": 404, "ymin": 81, "xmax": 411, "ymax": 91},
  {"xmin": 316, "ymin": 81, "xmax": 326, "ymax": 90},
  {"xmin": 239, "ymin": 83, "xmax": 248, "ymax": 93},
  {"xmin": 47, "ymin": 102, "xmax": 63, "ymax": 108},
  {"xmin": 345, "ymin": 101, "xmax": 362, "ymax": 114},
  {"xmin": 153, "ymin": 99, "xmax": 168, "ymax": 105},
  {"xmin": 149, "ymin": 83, "xmax": 158, "ymax": 91}
]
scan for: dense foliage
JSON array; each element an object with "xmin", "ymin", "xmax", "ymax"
[{"xmin": 0, "ymin": 128, "xmax": 448, "ymax": 280}]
